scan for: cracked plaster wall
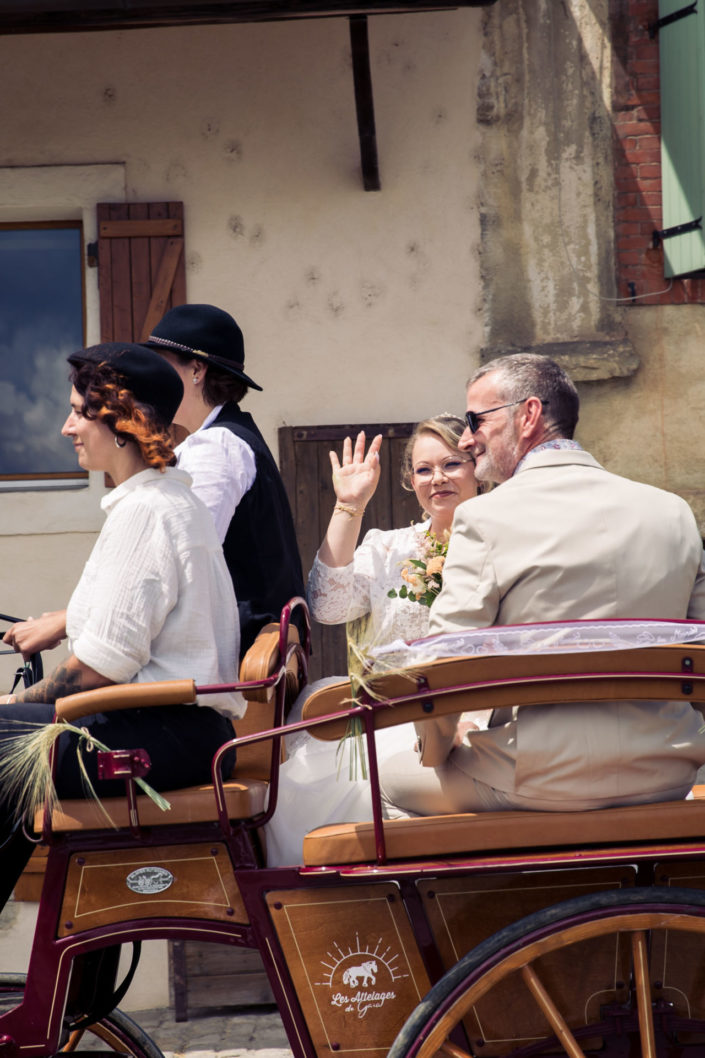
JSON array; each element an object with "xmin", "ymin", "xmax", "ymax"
[
  {"xmin": 0, "ymin": 12, "xmax": 484, "ymax": 430},
  {"xmin": 478, "ymin": 0, "xmax": 626, "ymax": 364}
]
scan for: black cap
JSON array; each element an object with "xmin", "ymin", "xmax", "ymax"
[
  {"xmin": 68, "ymin": 343, "xmax": 184, "ymax": 426},
  {"xmin": 144, "ymin": 303, "xmax": 262, "ymax": 391}
]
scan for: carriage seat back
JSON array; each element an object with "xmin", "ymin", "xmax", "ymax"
[
  {"xmin": 34, "ymin": 621, "xmax": 303, "ymax": 833},
  {"xmin": 301, "ymin": 643, "xmax": 705, "ymax": 740}
]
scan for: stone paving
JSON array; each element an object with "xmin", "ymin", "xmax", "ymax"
[{"xmin": 133, "ymin": 1005, "xmax": 294, "ymax": 1058}]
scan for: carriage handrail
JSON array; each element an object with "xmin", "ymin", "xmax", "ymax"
[
  {"xmin": 207, "ymin": 594, "xmax": 311, "ymax": 836},
  {"xmin": 209, "ymin": 637, "xmax": 305, "ymax": 836},
  {"xmin": 218, "ymin": 664, "xmax": 705, "ymax": 749}
]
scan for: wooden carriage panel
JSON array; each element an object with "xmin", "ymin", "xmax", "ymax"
[
  {"xmin": 266, "ymin": 883, "xmax": 431, "ymax": 1057},
  {"xmin": 649, "ymin": 860, "xmax": 705, "ymax": 1028},
  {"xmin": 418, "ymin": 867, "xmax": 636, "ymax": 1055},
  {"xmin": 58, "ymin": 843, "xmax": 247, "ymax": 937}
]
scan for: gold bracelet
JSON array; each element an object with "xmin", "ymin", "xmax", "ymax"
[{"xmin": 334, "ymin": 502, "xmax": 366, "ymax": 518}]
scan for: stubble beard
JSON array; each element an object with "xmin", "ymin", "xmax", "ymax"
[{"xmin": 474, "ymin": 418, "xmax": 521, "ymax": 485}]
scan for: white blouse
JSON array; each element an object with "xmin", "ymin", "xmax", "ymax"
[
  {"xmin": 66, "ymin": 467, "xmax": 245, "ymax": 718},
  {"xmin": 175, "ymin": 405, "xmax": 256, "ymax": 543}
]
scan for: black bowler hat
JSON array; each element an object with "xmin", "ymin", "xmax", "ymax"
[
  {"xmin": 67, "ymin": 343, "xmax": 184, "ymax": 426},
  {"xmin": 144, "ymin": 303, "xmax": 263, "ymax": 392}
]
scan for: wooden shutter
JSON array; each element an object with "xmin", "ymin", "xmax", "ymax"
[
  {"xmin": 658, "ymin": 0, "xmax": 705, "ymax": 276},
  {"xmin": 97, "ymin": 201, "xmax": 186, "ymax": 341},
  {"xmin": 279, "ymin": 423, "xmax": 421, "ymax": 682}
]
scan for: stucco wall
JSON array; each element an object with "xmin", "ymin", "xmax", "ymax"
[
  {"xmin": 478, "ymin": 0, "xmax": 621, "ymax": 350},
  {"xmin": 1, "ymin": 11, "xmax": 485, "ymax": 431},
  {"xmin": 577, "ymin": 304, "xmax": 705, "ymax": 529}
]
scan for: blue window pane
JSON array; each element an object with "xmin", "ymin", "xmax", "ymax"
[{"xmin": 0, "ymin": 225, "xmax": 85, "ymax": 478}]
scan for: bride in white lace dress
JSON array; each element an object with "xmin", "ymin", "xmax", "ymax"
[{"xmin": 265, "ymin": 415, "xmax": 481, "ymax": 865}]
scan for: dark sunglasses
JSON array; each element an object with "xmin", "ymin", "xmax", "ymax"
[{"xmin": 465, "ymin": 398, "xmax": 548, "ymax": 434}]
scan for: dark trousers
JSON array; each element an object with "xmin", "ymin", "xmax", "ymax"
[{"xmin": 0, "ymin": 702, "xmax": 236, "ymax": 909}]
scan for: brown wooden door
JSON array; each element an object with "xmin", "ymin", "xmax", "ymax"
[{"xmin": 279, "ymin": 423, "xmax": 421, "ymax": 681}]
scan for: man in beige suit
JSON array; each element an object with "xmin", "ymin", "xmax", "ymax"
[{"xmin": 381, "ymin": 353, "xmax": 705, "ymax": 816}]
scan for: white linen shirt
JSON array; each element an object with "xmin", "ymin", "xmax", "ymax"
[
  {"xmin": 66, "ymin": 467, "xmax": 245, "ymax": 718},
  {"xmin": 175, "ymin": 405, "xmax": 256, "ymax": 543}
]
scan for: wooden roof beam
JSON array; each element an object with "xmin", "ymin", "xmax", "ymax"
[
  {"xmin": 349, "ymin": 15, "xmax": 380, "ymax": 192},
  {"xmin": 0, "ymin": 2, "xmax": 499, "ymax": 34}
]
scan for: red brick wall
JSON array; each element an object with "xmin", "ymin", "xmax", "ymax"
[{"xmin": 611, "ymin": 0, "xmax": 705, "ymax": 302}]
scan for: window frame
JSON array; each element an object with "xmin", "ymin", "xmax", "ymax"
[
  {"xmin": 0, "ymin": 163, "xmax": 125, "ymax": 536},
  {"xmin": 0, "ymin": 218, "xmax": 89, "ymax": 484}
]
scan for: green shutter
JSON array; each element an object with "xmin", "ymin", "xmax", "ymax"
[{"xmin": 659, "ymin": 0, "xmax": 705, "ymax": 276}]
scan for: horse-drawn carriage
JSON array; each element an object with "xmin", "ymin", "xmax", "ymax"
[{"xmin": 2, "ymin": 601, "xmax": 705, "ymax": 1058}]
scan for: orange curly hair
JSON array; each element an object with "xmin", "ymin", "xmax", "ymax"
[{"xmin": 70, "ymin": 361, "xmax": 176, "ymax": 471}]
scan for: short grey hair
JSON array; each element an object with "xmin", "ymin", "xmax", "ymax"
[{"xmin": 467, "ymin": 354, "xmax": 579, "ymax": 439}]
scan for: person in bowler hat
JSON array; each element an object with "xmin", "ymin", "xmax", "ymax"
[
  {"xmin": 144, "ymin": 303, "xmax": 305, "ymax": 657},
  {"xmin": 0, "ymin": 342, "xmax": 242, "ymax": 911}
]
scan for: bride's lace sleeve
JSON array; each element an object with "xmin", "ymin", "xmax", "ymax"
[{"xmin": 306, "ymin": 529, "xmax": 386, "ymax": 625}]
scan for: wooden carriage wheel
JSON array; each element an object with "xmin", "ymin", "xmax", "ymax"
[
  {"xmin": 0, "ymin": 974, "xmax": 165, "ymax": 1058},
  {"xmin": 389, "ymin": 887, "xmax": 705, "ymax": 1058}
]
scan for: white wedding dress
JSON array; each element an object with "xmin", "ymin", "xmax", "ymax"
[{"xmin": 265, "ymin": 522, "xmax": 488, "ymax": 866}]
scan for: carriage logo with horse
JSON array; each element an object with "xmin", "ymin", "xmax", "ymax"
[{"xmin": 316, "ymin": 934, "xmax": 408, "ymax": 1019}]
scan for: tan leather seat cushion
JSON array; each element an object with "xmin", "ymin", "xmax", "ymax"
[
  {"xmin": 302, "ymin": 795, "xmax": 705, "ymax": 866},
  {"xmin": 36, "ymin": 778, "xmax": 268, "ymax": 832}
]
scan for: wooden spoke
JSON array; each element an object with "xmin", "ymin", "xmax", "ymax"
[
  {"xmin": 60, "ymin": 1029, "xmax": 84, "ymax": 1052},
  {"xmin": 631, "ymin": 930, "xmax": 657, "ymax": 1058},
  {"xmin": 520, "ymin": 964, "xmax": 588, "ymax": 1058},
  {"xmin": 0, "ymin": 973, "xmax": 162, "ymax": 1058},
  {"xmin": 388, "ymin": 889, "xmax": 705, "ymax": 1058},
  {"xmin": 437, "ymin": 1042, "xmax": 472, "ymax": 1058}
]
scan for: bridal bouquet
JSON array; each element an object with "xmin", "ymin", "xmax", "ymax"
[
  {"xmin": 387, "ymin": 528, "xmax": 449, "ymax": 608},
  {"xmin": 338, "ymin": 528, "xmax": 450, "ymax": 779}
]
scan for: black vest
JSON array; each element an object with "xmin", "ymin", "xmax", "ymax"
[{"xmin": 210, "ymin": 405, "xmax": 305, "ymax": 657}]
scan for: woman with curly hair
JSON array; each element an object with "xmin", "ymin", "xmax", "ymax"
[{"xmin": 0, "ymin": 342, "xmax": 242, "ymax": 907}]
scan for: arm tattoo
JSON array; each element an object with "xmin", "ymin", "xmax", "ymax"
[{"xmin": 19, "ymin": 662, "xmax": 84, "ymax": 704}]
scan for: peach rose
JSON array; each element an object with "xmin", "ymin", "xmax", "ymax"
[{"xmin": 425, "ymin": 555, "xmax": 446, "ymax": 576}]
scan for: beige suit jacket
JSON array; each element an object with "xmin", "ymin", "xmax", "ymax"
[{"xmin": 422, "ymin": 448, "xmax": 705, "ymax": 803}]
